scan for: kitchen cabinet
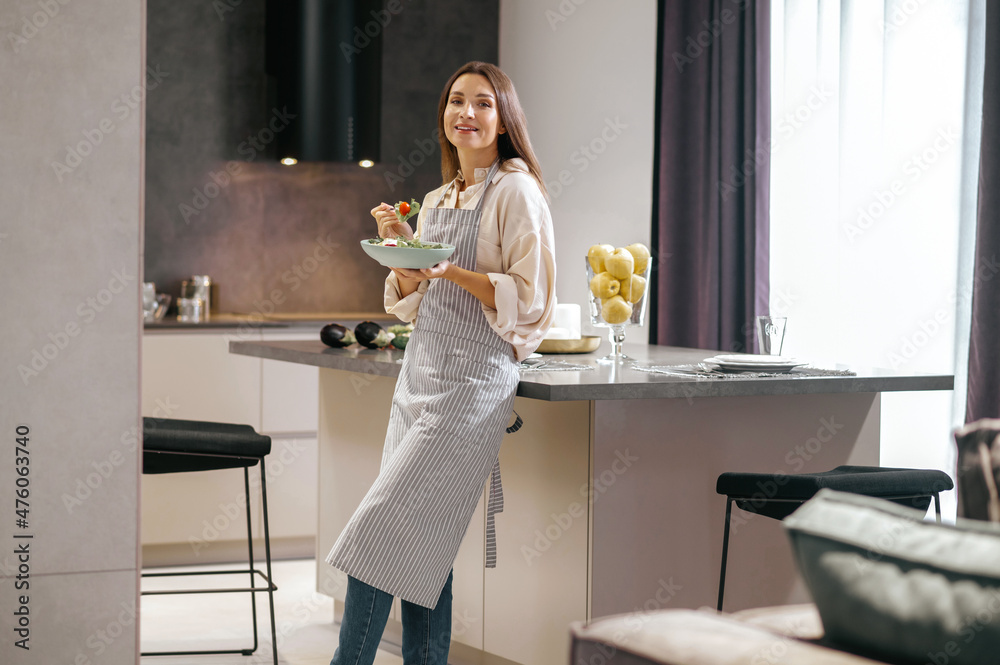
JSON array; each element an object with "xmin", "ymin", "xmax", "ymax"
[
  {"xmin": 262, "ymin": 331, "xmax": 319, "ymax": 433},
  {"xmin": 482, "ymin": 397, "xmax": 590, "ymax": 664},
  {"xmin": 141, "ymin": 328, "xmax": 320, "ymax": 565},
  {"xmin": 262, "ymin": 434, "xmax": 319, "ymax": 546},
  {"xmin": 142, "ymin": 331, "xmax": 263, "ymax": 426}
]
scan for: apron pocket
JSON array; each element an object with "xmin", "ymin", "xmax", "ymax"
[{"xmin": 424, "ymin": 354, "xmax": 515, "ymax": 437}]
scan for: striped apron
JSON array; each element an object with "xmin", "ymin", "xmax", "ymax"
[{"xmin": 326, "ymin": 161, "xmax": 520, "ymax": 608}]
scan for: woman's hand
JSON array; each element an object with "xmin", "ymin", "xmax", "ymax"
[
  {"xmin": 393, "ymin": 262, "xmax": 497, "ymax": 309},
  {"xmin": 392, "ymin": 260, "xmax": 452, "ymax": 283},
  {"xmin": 391, "ymin": 261, "xmax": 451, "ymax": 298},
  {"xmin": 371, "ymin": 202, "xmax": 414, "ymax": 240}
]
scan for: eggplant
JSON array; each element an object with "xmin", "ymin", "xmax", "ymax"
[
  {"xmin": 320, "ymin": 323, "xmax": 356, "ymax": 348},
  {"xmin": 355, "ymin": 320, "xmax": 391, "ymax": 349}
]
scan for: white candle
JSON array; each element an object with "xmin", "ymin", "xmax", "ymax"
[{"xmin": 549, "ymin": 303, "xmax": 581, "ymax": 340}]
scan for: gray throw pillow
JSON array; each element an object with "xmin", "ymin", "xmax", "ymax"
[{"xmin": 784, "ymin": 489, "xmax": 1000, "ymax": 665}]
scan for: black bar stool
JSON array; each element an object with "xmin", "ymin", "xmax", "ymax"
[
  {"xmin": 715, "ymin": 465, "xmax": 954, "ymax": 611},
  {"xmin": 141, "ymin": 417, "xmax": 278, "ymax": 664}
]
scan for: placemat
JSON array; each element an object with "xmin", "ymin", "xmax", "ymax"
[
  {"xmin": 632, "ymin": 363, "xmax": 856, "ymax": 380},
  {"xmin": 519, "ymin": 359, "xmax": 596, "ymax": 372}
]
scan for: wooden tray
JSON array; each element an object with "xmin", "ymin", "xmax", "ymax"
[{"xmin": 536, "ymin": 335, "xmax": 601, "ymax": 354}]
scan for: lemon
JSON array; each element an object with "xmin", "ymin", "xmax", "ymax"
[
  {"xmin": 590, "ymin": 271, "xmax": 620, "ymax": 299},
  {"xmin": 619, "ymin": 274, "xmax": 647, "ymax": 303},
  {"xmin": 601, "ymin": 295, "xmax": 633, "ymax": 324},
  {"xmin": 626, "ymin": 243, "xmax": 651, "ymax": 274},
  {"xmin": 587, "ymin": 244, "xmax": 615, "ymax": 273},
  {"xmin": 604, "ymin": 247, "xmax": 634, "ymax": 280}
]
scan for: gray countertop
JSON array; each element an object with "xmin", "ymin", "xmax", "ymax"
[
  {"xmin": 145, "ymin": 319, "xmax": 290, "ymax": 330},
  {"xmin": 229, "ymin": 339, "xmax": 954, "ymax": 401},
  {"xmin": 145, "ymin": 314, "xmax": 397, "ymax": 334}
]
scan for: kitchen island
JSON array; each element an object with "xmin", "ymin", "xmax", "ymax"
[{"xmin": 230, "ymin": 339, "xmax": 952, "ymax": 665}]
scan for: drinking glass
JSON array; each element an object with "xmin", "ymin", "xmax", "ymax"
[
  {"xmin": 177, "ymin": 297, "xmax": 205, "ymax": 323},
  {"xmin": 755, "ymin": 315, "xmax": 787, "ymax": 355},
  {"xmin": 142, "ymin": 282, "xmax": 156, "ymax": 311}
]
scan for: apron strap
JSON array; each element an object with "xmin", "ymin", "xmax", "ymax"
[
  {"xmin": 485, "ymin": 457, "xmax": 503, "ymax": 568},
  {"xmin": 486, "ymin": 411, "xmax": 522, "ymax": 568},
  {"xmin": 434, "ymin": 159, "xmax": 502, "ymax": 210},
  {"xmin": 505, "ymin": 411, "xmax": 523, "ymax": 434},
  {"xmin": 472, "ymin": 160, "xmax": 501, "ymax": 212}
]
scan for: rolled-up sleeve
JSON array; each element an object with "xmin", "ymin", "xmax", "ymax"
[
  {"xmin": 483, "ymin": 178, "xmax": 556, "ymax": 360},
  {"xmin": 384, "ymin": 272, "xmax": 428, "ymax": 322}
]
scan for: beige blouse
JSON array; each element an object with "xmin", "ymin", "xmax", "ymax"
[{"xmin": 384, "ymin": 158, "xmax": 556, "ymax": 361}]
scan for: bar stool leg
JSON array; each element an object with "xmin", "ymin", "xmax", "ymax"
[
  {"xmin": 243, "ymin": 466, "xmax": 260, "ymax": 656},
  {"xmin": 933, "ymin": 492, "xmax": 942, "ymax": 523},
  {"xmin": 260, "ymin": 457, "xmax": 279, "ymax": 665},
  {"xmin": 718, "ymin": 497, "xmax": 734, "ymax": 612}
]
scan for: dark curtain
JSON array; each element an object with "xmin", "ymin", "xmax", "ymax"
[
  {"xmin": 650, "ymin": 0, "xmax": 770, "ymax": 352},
  {"xmin": 966, "ymin": 4, "xmax": 1000, "ymax": 422}
]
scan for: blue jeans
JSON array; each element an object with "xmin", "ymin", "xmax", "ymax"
[{"xmin": 330, "ymin": 570, "xmax": 453, "ymax": 665}]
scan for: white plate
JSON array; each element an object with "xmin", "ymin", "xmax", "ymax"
[
  {"xmin": 704, "ymin": 354, "xmax": 807, "ymax": 373},
  {"xmin": 710, "ymin": 354, "xmax": 800, "ymax": 365}
]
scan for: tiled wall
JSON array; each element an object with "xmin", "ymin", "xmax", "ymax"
[
  {"xmin": 0, "ymin": 0, "xmax": 142, "ymax": 662},
  {"xmin": 144, "ymin": 0, "xmax": 500, "ymax": 315}
]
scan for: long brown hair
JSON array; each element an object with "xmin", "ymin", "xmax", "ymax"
[{"xmin": 436, "ymin": 61, "xmax": 547, "ymax": 197}]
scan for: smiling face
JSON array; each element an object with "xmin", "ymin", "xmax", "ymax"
[{"xmin": 443, "ymin": 73, "xmax": 505, "ymax": 162}]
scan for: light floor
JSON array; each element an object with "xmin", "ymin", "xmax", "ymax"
[{"xmin": 140, "ymin": 558, "xmax": 403, "ymax": 665}]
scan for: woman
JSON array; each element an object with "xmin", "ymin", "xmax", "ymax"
[{"xmin": 326, "ymin": 61, "xmax": 556, "ymax": 664}]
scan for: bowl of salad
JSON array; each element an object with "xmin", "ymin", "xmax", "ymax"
[
  {"xmin": 360, "ymin": 198, "xmax": 455, "ymax": 269},
  {"xmin": 360, "ymin": 236, "xmax": 456, "ymax": 269}
]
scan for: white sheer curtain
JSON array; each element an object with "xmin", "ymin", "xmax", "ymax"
[{"xmin": 770, "ymin": 0, "xmax": 984, "ymax": 519}]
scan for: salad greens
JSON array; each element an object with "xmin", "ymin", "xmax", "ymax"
[
  {"xmin": 366, "ymin": 237, "xmax": 448, "ymax": 250},
  {"xmin": 366, "ymin": 198, "xmax": 445, "ymax": 249},
  {"xmin": 394, "ymin": 198, "xmax": 420, "ymax": 223}
]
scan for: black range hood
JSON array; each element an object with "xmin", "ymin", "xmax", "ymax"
[{"xmin": 266, "ymin": 0, "xmax": 382, "ymax": 165}]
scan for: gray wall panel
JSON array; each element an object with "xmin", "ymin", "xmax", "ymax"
[{"xmin": 0, "ymin": 0, "xmax": 143, "ymax": 661}]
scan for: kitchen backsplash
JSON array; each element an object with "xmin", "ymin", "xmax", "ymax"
[{"xmin": 144, "ymin": 0, "xmax": 499, "ymax": 315}]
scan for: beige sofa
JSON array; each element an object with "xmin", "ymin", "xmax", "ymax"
[{"xmin": 570, "ymin": 604, "xmax": 892, "ymax": 665}]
